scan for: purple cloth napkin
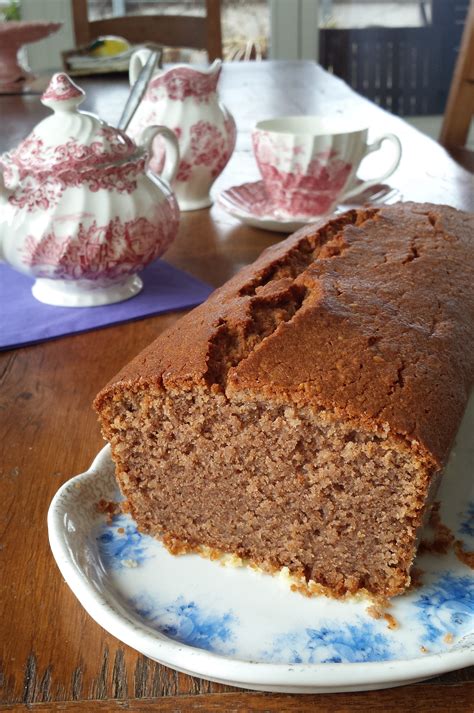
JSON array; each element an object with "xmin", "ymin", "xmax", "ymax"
[{"xmin": 0, "ymin": 261, "xmax": 213, "ymax": 351}]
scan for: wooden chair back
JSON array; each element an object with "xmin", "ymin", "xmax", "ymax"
[
  {"xmin": 439, "ymin": 0, "xmax": 474, "ymax": 170},
  {"xmin": 71, "ymin": 0, "xmax": 222, "ymax": 61}
]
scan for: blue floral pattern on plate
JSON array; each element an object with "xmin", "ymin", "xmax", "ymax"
[
  {"xmin": 459, "ymin": 501, "xmax": 474, "ymax": 539},
  {"xmin": 97, "ymin": 513, "xmax": 153, "ymax": 569},
  {"xmin": 93, "ymin": 508, "xmax": 474, "ymax": 662},
  {"xmin": 262, "ymin": 619, "xmax": 394, "ymax": 664},
  {"xmin": 129, "ymin": 594, "xmax": 237, "ymax": 655},
  {"xmin": 414, "ymin": 571, "xmax": 474, "ymax": 644}
]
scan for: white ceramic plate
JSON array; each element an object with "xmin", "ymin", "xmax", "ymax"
[
  {"xmin": 48, "ymin": 401, "xmax": 474, "ymax": 693},
  {"xmin": 216, "ymin": 180, "xmax": 401, "ymax": 233}
]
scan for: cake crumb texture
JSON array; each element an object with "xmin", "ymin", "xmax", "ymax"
[{"xmin": 95, "ymin": 203, "xmax": 474, "ymax": 598}]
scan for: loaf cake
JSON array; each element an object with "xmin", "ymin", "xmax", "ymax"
[{"xmin": 95, "ymin": 202, "xmax": 474, "ymax": 598}]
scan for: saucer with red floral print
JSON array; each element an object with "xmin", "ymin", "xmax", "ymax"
[{"xmin": 217, "ymin": 180, "xmax": 400, "ymax": 234}]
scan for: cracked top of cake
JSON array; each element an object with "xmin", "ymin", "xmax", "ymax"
[{"xmin": 95, "ymin": 202, "xmax": 474, "ymax": 468}]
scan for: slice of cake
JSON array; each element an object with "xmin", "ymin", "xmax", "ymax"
[{"xmin": 94, "ymin": 203, "xmax": 474, "ymax": 598}]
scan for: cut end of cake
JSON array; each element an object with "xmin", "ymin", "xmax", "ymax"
[
  {"xmin": 97, "ymin": 383, "xmax": 432, "ymax": 599},
  {"xmin": 94, "ymin": 203, "xmax": 474, "ymax": 600}
]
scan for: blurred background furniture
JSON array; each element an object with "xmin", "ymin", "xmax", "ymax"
[
  {"xmin": 318, "ymin": 0, "xmax": 471, "ymax": 116},
  {"xmin": 4, "ymin": 2, "xmax": 473, "ymax": 161},
  {"xmin": 439, "ymin": 0, "xmax": 474, "ymax": 172},
  {"xmin": 0, "ymin": 20, "xmax": 60, "ymax": 92},
  {"xmin": 71, "ymin": 0, "xmax": 223, "ymax": 60}
]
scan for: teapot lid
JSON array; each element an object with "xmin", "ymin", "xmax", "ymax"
[{"xmin": 2, "ymin": 73, "xmax": 137, "ymax": 179}]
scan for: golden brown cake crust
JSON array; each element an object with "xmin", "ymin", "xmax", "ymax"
[{"xmin": 95, "ymin": 202, "xmax": 474, "ymax": 467}]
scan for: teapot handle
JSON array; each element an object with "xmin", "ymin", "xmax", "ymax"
[{"xmin": 139, "ymin": 125, "xmax": 180, "ymax": 186}]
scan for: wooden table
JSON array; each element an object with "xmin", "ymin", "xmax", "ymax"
[{"xmin": 0, "ymin": 62, "xmax": 473, "ymax": 712}]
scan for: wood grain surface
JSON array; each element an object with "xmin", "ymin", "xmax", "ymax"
[{"xmin": 0, "ymin": 62, "xmax": 473, "ymax": 712}]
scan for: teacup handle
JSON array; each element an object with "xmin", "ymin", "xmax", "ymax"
[
  {"xmin": 339, "ymin": 133, "xmax": 402, "ymax": 202},
  {"xmin": 130, "ymin": 47, "xmax": 154, "ymax": 86},
  {"xmin": 139, "ymin": 125, "xmax": 180, "ymax": 186}
]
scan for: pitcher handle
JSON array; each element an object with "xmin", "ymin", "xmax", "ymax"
[
  {"xmin": 130, "ymin": 47, "xmax": 155, "ymax": 86},
  {"xmin": 139, "ymin": 125, "xmax": 180, "ymax": 186},
  {"xmin": 339, "ymin": 134, "xmax": 402, "ymax": 203}
]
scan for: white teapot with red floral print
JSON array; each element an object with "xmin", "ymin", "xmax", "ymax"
[
  {"xmin": 127, "ymin": 53, "xmax": 236, "ymax": 211},
  {"xmin": 0, "ymin": 73, "xmax": 180, "ymax": 307}
]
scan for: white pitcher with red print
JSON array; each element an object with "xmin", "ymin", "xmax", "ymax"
[
  {"xmin": 0, "ymin": 73, "xmax": 180, "ymax": 307},
  {"xmin": 128, "ymin": 52, "xmax": 236, "ymax": 211}
]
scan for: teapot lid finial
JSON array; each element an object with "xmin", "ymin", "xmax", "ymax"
[{"xmin": 41, "ymin": 73, "xmax": 85, "ymax": 110}]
